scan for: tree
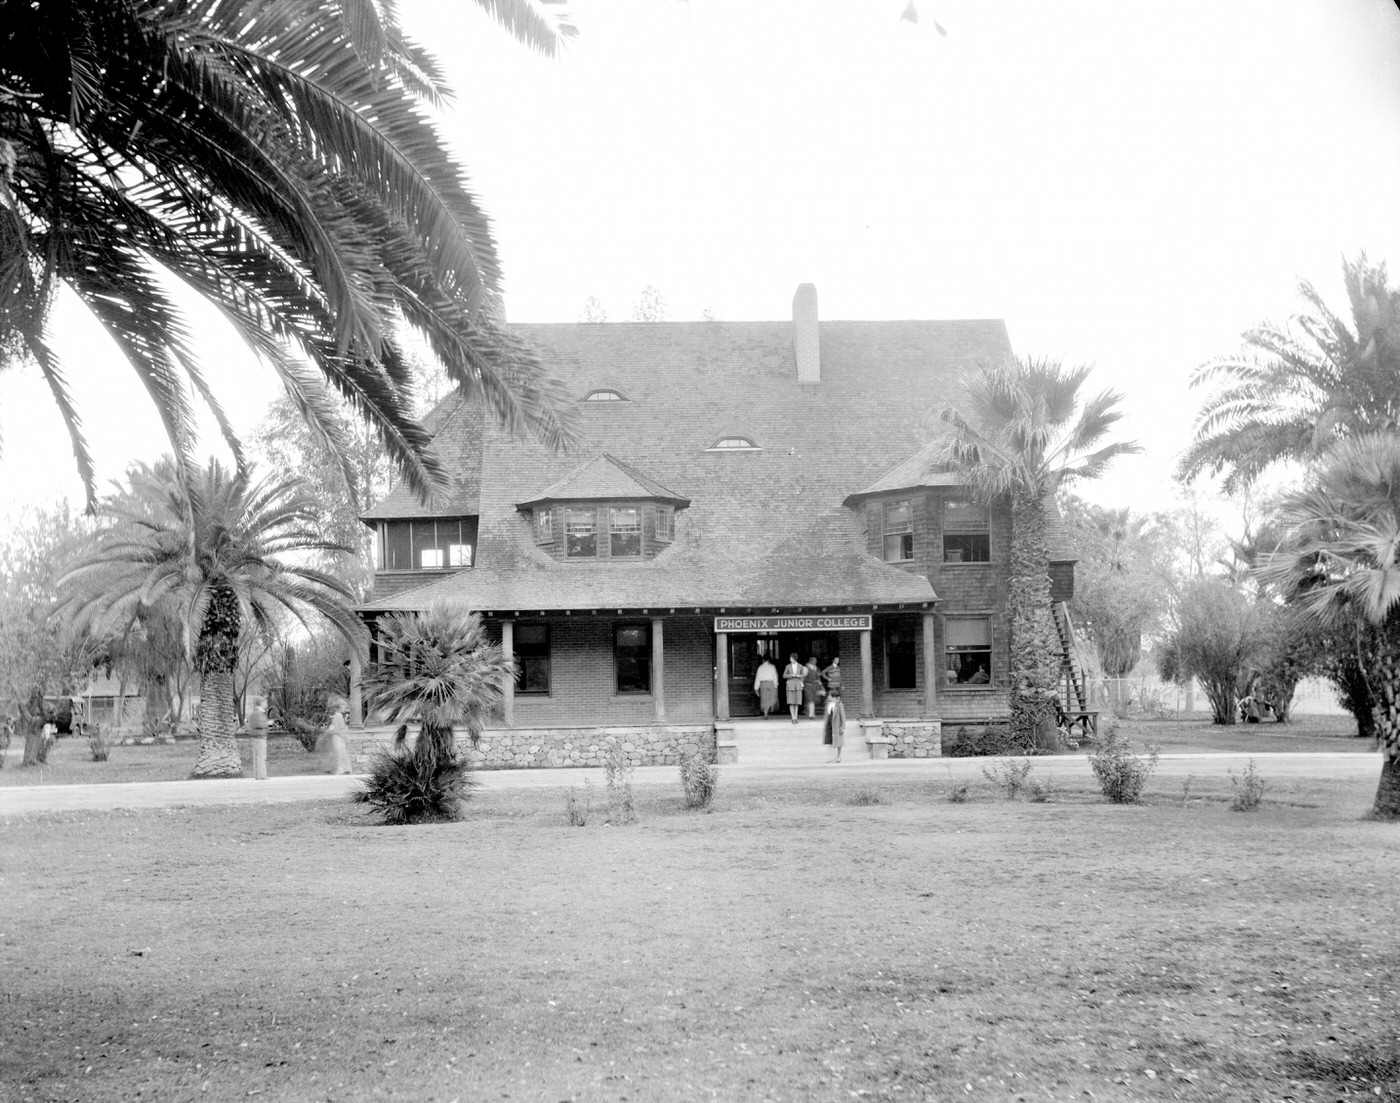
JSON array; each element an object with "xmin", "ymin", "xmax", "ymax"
[
  {"xmin": 938, "ymin": 358, "xmax": 1140, "ymax": 744},
  {"xmin": 61, "ymin": 459, "xmax": 364, "ymax": 778},
  {"xmin": 1060, "ymin": 496, "xmax": 1169, "ymax": 707},
  {"xmin": 1156, "ymin": 577, "xmax": 1268, "ymax": 725},
  {"xmin": 1179, "ymin": 254, "xmax": 1400, "ymax": 493},
  {"xmin": 631, "ymin": 285, "xmax": 670, "ymax": 322},
  {"xmin": 359, "ymin": 602, "xmax": 513, "ymax": 823},
  {"xmin": 580, "ymin": 296, "xmax": 609, "ymax": 323},
  {"xmin": 1, "ymin": 0, "xmax": 576, "ymax": 506},
  {"xmin": 1261, "ymin": 433, "xmax": 1400, "ymax": 817},
  {"xmin": 0, "ymin": 506, "xmax": 102, "ymax": 764}
]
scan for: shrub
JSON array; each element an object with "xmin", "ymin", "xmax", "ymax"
[
  {"xmin": 1229, "ymin": 759, "xmax": 1267, "ymax": 812},
  {"xmin": 1180, "ymin": 774, "xmax": 1196, "ymax": 806},
  {"xmin": 1087, "ymin": 722, "xmax": 1159, "ymax": 804},
  {"xmin": 286, "ymin": 716, "xmax": 322, "ymax": 754},
  {"xmin": 352, "ymin": 745, "xmax": 477, "ymax": 825},
  {"xmin": 565, "ymin": 780, "xmax": 593, "ymax": 826},
  {"xmin": 947, "ymin": 783, "xmax": 970, "ymax": 803},
  {"xmin": 946, "ymin": 721, "xmax": 1036, "ymax": 757},
  {"xmin": 1027, "ymin": 776, "xmax": 1054, "ymax": 803},
  {"xmin": 982, "ymin": 757, "xmax": 1034, "ymax": 800},
  {"xmin": 678, "ymin": 748, "xmax": 718, "ymax": 810},
  {"xmin": 88, "ymin": 724, "xmax": 110, "ymax": 762},
  {"xmin": 848, "ymin": 788, "xmax": 883, "ymax": 806},
  {"xmin": 604, "ymin": 743, "xmax": 637, "ymax": 825},
  {"xmin": 0, "ymin": 720, "xmax": 11, "ymax": 769}
]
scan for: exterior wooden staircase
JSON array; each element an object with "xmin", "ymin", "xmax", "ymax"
[{"xmin": 1052, "ymin": 602, "xmax": 1091, "ymax": 713}]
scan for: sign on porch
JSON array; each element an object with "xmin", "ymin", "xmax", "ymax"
[{"xmin": 714, "ymin": 615, "xmax": 872, "ymax": 633}]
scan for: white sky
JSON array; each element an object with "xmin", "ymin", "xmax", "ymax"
[{"xmin": 3, "ymin": 0, "xmax": 1399, "ymax": 516}]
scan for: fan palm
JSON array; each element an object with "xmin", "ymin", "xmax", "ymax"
[
  {"xmin": 1179, "ymin": 254, "xmax": 1400, "ymax": 493},
  {"xmin": 938, "ymin": 357, "xmax": 1141, "ymax": 741},
  {"xmin": 61, "ymin": 458, "xmax": 364, "ymax": 777},
  {"xmin": 1261, "ymin": 433, "xmax": 1400, "ymax": 818},
  {"xmin": 359, "ymin": 602, "xmax": 513, "ymax": 823},
  {"xmin": 0, "ymin": 0, "xmax": 576, "ymax": 506}
]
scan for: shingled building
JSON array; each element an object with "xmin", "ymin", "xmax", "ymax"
[{"xmin": 353, "ymin": 285, "xmax": 1078, "ymax": 767}]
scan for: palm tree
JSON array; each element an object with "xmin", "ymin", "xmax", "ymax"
[
  {"xmin": 359, "ymin": 602, "xmax": 514, "ymax": 823},
  {"xmin": 1179, "ymin": 254, "xmax": 1400, "ymax": 493},
  {"xmin": 938, "ymin": 357, "xmax": 1141, "ymax": 742},
  {"xmin": 61, "ymin": 459, "xmax": 364, "ymax": 778},
  {"xmin": 1262, "ymin": 433, "xmax": 1400, "ymax": 818},
  {"xmin": 1, "ymin": 0, "xmax": 576, "ymax": 506}
]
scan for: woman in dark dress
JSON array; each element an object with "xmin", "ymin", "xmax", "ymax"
[{"xmin": 801, "ymin": 657, "xmax": 822, "ymax": 718}]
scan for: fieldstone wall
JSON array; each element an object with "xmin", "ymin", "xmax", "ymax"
[
  {"xmin": 883, "ymin": 719, "xmax": 942, "ymax": 758},
  {"xmin": 345, "ymin": 724, "xmax": 716, "ymax": 771}
]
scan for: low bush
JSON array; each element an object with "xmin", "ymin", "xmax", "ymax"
[
  {"xmin": 1027, "ymin": 776, "xmax": 1054, "ymax": 803},
  {"xmin": 285, "ymin": 717, "xmax": 322, "ymax": 754},
  {"xmin": 1229, "ymin": 759, "xmax": 1267, "ymax": 812},
  {"xmin": 982, "ymin": 757, "xmax": 1034, "ymax": 800},
  {"xmin": 88, "ymin": 725, "xmax": 109, "ymax": 762},
  {"xmin": 678, "ymin": 748, "xmax": 718, "ymax": 810},
  {"xmin": 946, "ymin": 721, "xmax": 1036, "ymax": 757},
  {"xmin": 604, "ymin": 743, "xmax": 637, "ymax": 825},
  {"xmin": 1087, "ymin": 721, "xmax": 1159, "ymax": 804},
  {"xmin": 352, "ymin": 746, "xmax": 477, "ymax": 825},
  {"xmin": 565, "ymin": 780, "xmax": 593, "ymax": 826},
  {"xmin": 848, "ymin": 788, "xmax": 883, "ymax": 806},
  {"xmin": 947, "ymin": 783, "xmax": 970, "ymax": 803}
]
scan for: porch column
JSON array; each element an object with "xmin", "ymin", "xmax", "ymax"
[
  {"xmin": 922, "ymin": 612, "xmax": 938, "ymax": 717},
  {"xmin": 651, "ymin": 617, "xmax": 666, "ymax": 720},
  {"xmin": 500, "ymin": 619, "xmax": 514, "ymax": 726},
  {"xmin": 349, "ymin": 650, "xmax": 364, "ymax": 729},
  {"xmin": 859, "ymin": 629, "xmax": 874, "ymax": 717},
  {"xmin": 715, "ymin": 631, "xmax": 730, "ymax": 720}
]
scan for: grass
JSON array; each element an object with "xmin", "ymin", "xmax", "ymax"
[
  {"xmin": 1117, "ymin": 713, "xmax": 1375, "ymax": 755},
  {"xmin": 0, "ymin": 733, "xmax": 331, "ymax": 786},
  {"xmin": 3, "ymin": 767, "xmax": 1398, "ymax": 1102}
]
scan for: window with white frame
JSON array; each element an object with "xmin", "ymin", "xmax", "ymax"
[
  {"xmin": 566, "ymin": 508, "xmax": 597, "ymax": 558},
  {"xmin": 882, "ymin": 499, "xmax": 914, "ymax": 561},
  {"xmin": 945, "ymin": 618, "xmax": 992, "ymax": 685},
  {"xmin": 420, "ymin": 547, "xmax": 444, "ymax": 568},
  {"xmin": 655, "ymin": 505, "xmax": 674, "ymax": 543},
  {"xmin": 609, "ymin": 507, "xmax": 641, "ymax": 557},
  {"xmin": 535, "ymin": 509, "xmax": 553, "ymax": 544},
  {"xmin": 943, "ymin": 499, "xmax": 990, "ymax": 563},
  {"xmin": 449, "ymin": 543, "xmax": 472, "ymax": 567}
]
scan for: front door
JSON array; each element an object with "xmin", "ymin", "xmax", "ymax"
[{"xmin": 725, "ymin": 632, "xmax": 838, "ymax": 717}]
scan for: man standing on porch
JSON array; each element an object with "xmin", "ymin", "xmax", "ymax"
[
  {"xmin": 783, "ymin": 654, "xmax": 806, "ymax": 724},
  {"xmin": 754, "ymin": 656, "xmax": 779, "ymax": 718}
]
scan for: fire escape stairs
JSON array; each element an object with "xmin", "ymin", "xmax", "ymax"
[{"xmin": 1053, "ymin": 602, "xmax": 1090, "ymax": 712}]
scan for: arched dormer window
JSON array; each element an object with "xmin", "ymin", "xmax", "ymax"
[
  {"xmin": 706, "ymin": 436, "xmax": 760, "ymax": 452},
  {"xmin": 583, "ymin": 389, "xmax": 628, "ymax": 402}
]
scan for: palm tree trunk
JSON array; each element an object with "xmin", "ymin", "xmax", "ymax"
[
  {"xmin": 191, "ymin": 586, "xmax": 244, "ymax": 779},
  {"xmin": 1363, "ymin": 624, "xmax": 1400, "ymax": 818},
  {"xmin": 1008, "ymin": 491, "xmax": 1060, "ymax": 748}
]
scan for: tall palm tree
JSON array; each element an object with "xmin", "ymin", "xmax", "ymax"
[
  {"xmin": 61, "ymin": 458, "xmax": 364, "ymax": 778},
  {"xmin": 359, "ymin": 602, "xmax": 513, "ymax": 823},
  {"xmin": 1179, "ymin": 254, "xmax": 1400, "ymax": 493},
  {"xmin": 938, "ymin": 357, "xmax": 1141, "ymax": 741},
  {"xmin": 1, "ymin": 0, "xmax": 576, "ymax": 506},
  {"xmin": 1261, "ymin": 433, "xmax": 1400, "ymax": 818}
]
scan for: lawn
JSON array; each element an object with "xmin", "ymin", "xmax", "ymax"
[{"xmin": 3, "ymin": 765, "xmax": 1398, "ymax": 1101}]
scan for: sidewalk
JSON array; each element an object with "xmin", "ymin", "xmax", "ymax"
[{"xmin": 0, "ymin": 751, "xmax": 1378, "ymax": 818}]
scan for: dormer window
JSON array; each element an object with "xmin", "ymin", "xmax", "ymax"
[
  {"xmin": 610, "ymin": 507, "xmax": 641, "ymax": 557},
  {"xmin": 655, "ymin": 505, "xmax": 674, "ymax": 543},
  {"xmin": 584, "ymin": 389, "xmax": 627, "ymax": 402},
  {"xmin": 535, "ymin": 509, "xmax": 553, "ymax": 544},
  {"xmin": 566, "ymin": 508, "xmax": 597, "ymax": 558},
  {"xmin": 707, "ymin": 436, "xmax": 760, "ymax": 452},
  {"xmin": 882, "ymin": 499, "xmax": 913, "ymax": 561}
]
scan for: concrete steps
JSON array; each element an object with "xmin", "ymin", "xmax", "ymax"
[{"xmin": 727, "ymin": 716, "xmax": 850, "ymax": 766}]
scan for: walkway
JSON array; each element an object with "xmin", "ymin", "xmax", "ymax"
[{"xmin": 0, "ymin": 752, "xmax": 1380, "ymax": 818}]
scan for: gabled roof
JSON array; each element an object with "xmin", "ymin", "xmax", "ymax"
[
  {"xmin": 360, "ymin": 392, "xmax": 484, "ymax": 521},
  {"xmin": 515, "ymin": 453, "xmax": 690, "ymax": 510},
  {"xmin": 844, "ymin": 442, "xmax": 963, "ymax": 503}
]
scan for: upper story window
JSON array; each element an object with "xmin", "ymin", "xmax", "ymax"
[
  {"xmin": 706, "ymin": 436, "xmax": 760, "ymax": 452},
  {"xmin": 943, "ymin": 499, "xmax": 990, "ymax": 563},
  {"xmin": 566, "ymin": 507, "xmax": 597, "ymax": 558},
  {"xmin": 655, "ymin": 505, "xmax": 674, "ymax": 543},
  {"xmin": 882, "ymin": 499, "xmax": 913, "ymax": 561},
  {"xmin": 584, "ymin": 389, "xmax": 627, "ymax": 402},
  {"xmin": 377, "ymin": 517, "xmax": 477, "ymax": 571},
  {"xmin": 535, "ymin": 509, "xmax": 553, "ymax": 544},
  {"xmin": 609, "ymin": 507, "xmax": 641, "ymax": 557}
]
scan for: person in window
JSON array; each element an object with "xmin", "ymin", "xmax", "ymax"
[
  {"xmin": 802, "ymin": 657, "xmax": 823, "ymax": 718},
  {"xmin": 783, "ymin": 653, "xmax": 806, "ymax": 724},
  {"xmin": 754, "ymin": 655, "xmax": 779, "ymax": 718},
  {"xmin": 967, "ymin": 662, "xmax": 990, "ymax": 684}
]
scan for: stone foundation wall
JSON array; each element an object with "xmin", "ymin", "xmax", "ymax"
[
  {"xmin": 883, "ymin": 719, "xmax": 942, "ymax": 759},
  {"xmin": 346, "ymin": 724, "xmax": 716, "ymax": 771}
]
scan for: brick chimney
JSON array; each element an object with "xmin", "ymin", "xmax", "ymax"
[{"xmin": 793, "ymin": 283, "xmax": 820, "ymax": 384}]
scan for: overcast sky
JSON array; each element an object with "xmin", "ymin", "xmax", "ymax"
[{"xmin": 4, "ymin": 0, "xmax": 1399, "ymax": 516}]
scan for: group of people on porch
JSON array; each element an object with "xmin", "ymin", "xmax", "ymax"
[{"xmin": 753, "ymin": 654, "xmax": 843, "ymax": 722}]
